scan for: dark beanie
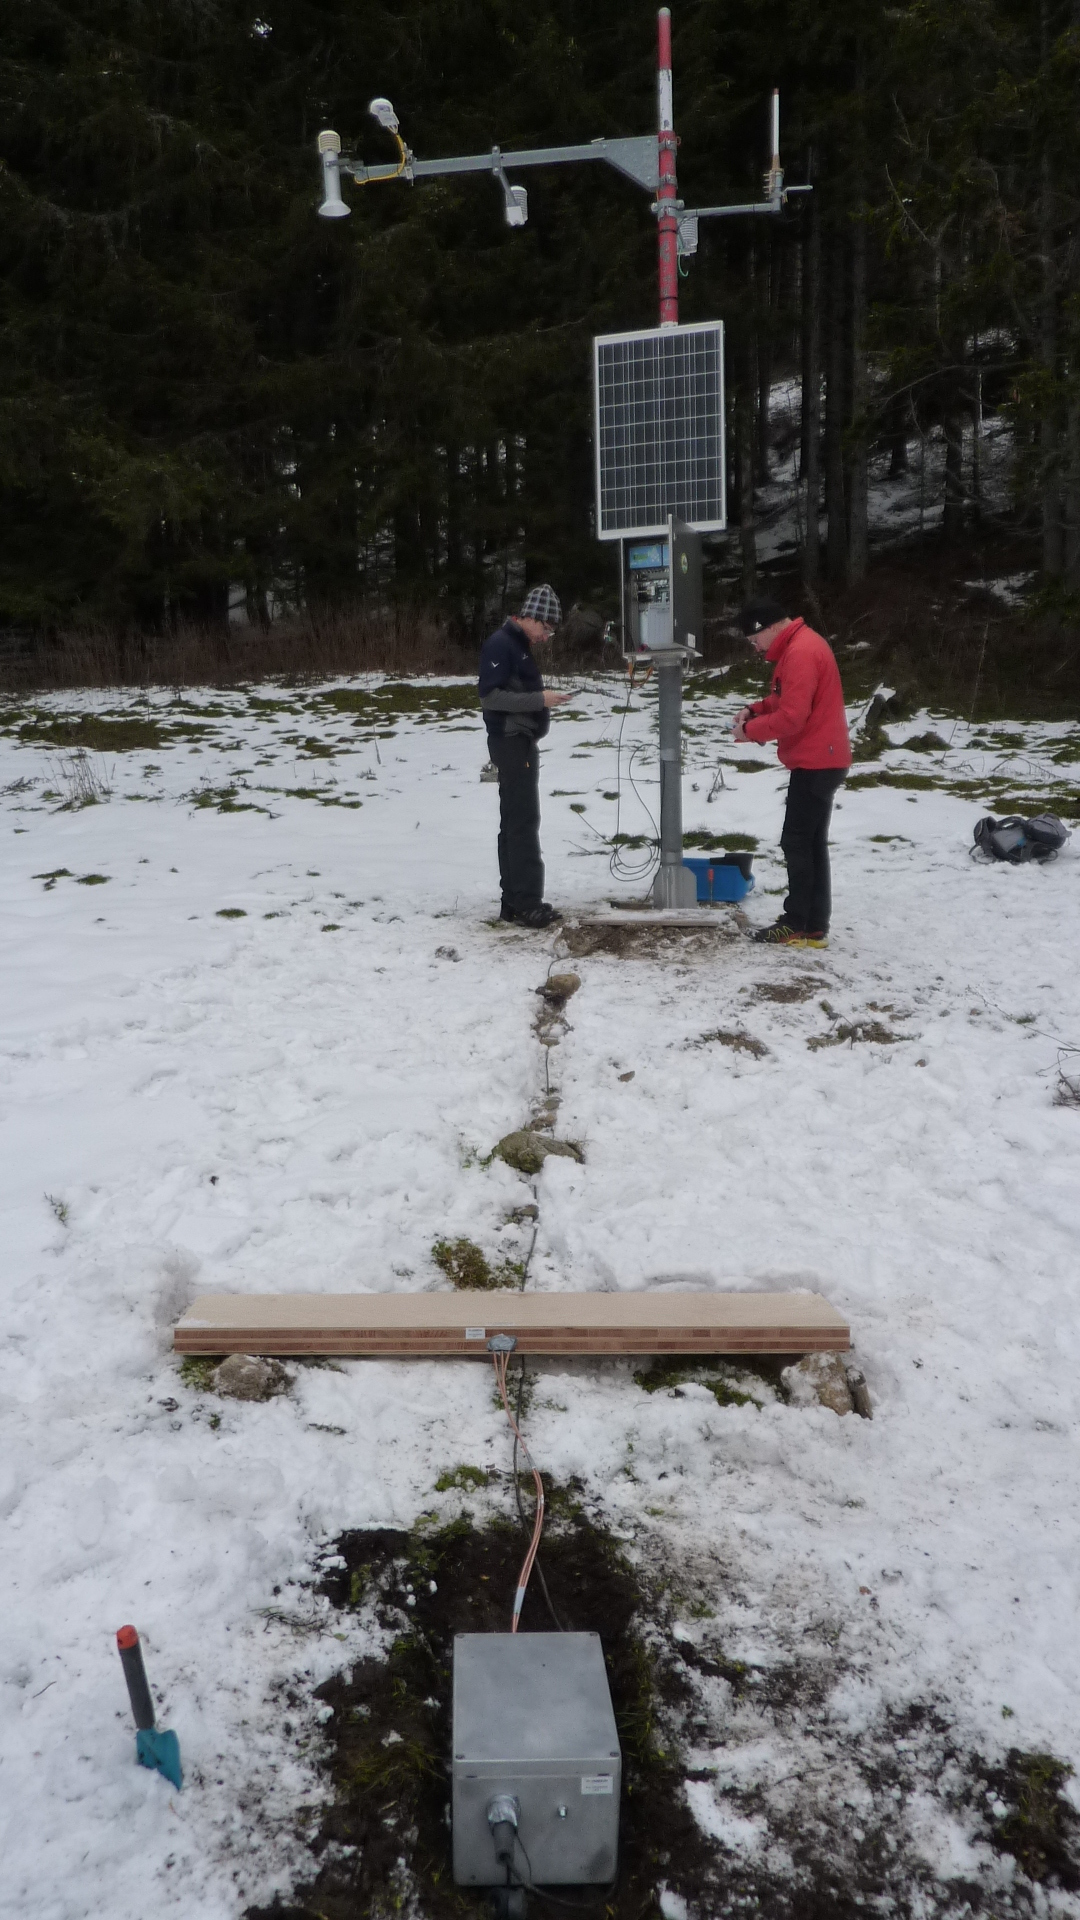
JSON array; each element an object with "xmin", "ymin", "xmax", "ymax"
[{"xmin": 736, "ymin": 597, "xmax": 786, "ymax": 636}]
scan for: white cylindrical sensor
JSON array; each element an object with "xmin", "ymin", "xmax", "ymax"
[{"xmin": 317, "ymin": 131, "xmax": 351, "ymax": 219}]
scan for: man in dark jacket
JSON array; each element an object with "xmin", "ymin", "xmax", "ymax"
[
  {"xmin": 733, "ymin": 597, "xmax": 851, "ymax": 948},
  {"xmin": 479, "ymin": 584, "xmax": 570, "ymax": 928}
]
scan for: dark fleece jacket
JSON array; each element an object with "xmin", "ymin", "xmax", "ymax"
[{"xmin": 478, "ymin": 619, "xmax": 550, "ymax": 741}]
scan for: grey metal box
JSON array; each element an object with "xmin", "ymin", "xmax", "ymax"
[{"xmin": 452, "ymin": 1633, "xmax": 621, "ymax": 1887}]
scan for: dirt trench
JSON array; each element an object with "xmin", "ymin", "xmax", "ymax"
[{"xmin": 246, "ymin": 1503, "xmax": 1078, "ymax": 1920}]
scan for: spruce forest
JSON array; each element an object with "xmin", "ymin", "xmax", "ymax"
[{"xmin": 1, "ymin": 0, "xmax": 1078, "ymax": 663}]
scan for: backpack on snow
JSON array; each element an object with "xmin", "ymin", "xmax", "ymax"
[{"xmin": 973, "ymin": 813, "xmax": 1069, "ymax": 863}]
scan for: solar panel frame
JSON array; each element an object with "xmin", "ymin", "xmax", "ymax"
[{"xmin": 593, "ymin": 321, "xmax": 726, "ymax": 540}]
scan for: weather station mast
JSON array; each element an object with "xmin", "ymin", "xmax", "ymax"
[{"xmin": 316, "ymin": 10, "xmax": 808, "ymax": 912}]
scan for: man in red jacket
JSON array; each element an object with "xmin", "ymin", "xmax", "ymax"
[{"xmin": 733, "ymin": 598, "xmax": 851, "ymax": 947}]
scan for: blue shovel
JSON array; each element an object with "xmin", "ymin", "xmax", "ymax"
[{"xmin": 116, "ymin": 1626, "xmax": 183, "ymax": 1790}]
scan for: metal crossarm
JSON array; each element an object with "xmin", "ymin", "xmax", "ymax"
[{"xmin": 339, "ymin": 134, "xmax": 660, "ymax": 193}]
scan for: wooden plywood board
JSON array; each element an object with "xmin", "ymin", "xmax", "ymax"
[{"xmin": 174, "ymin": 1289, "xmax": 849, "ymax": 1358}]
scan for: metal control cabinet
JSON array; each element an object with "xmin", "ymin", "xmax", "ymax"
[
  {"xmin": 622, "ymin": 514, "xmax": 702, "ymax": 655},
  {"xmin": 452, "ymin": 1633, "xmax": 622, "ymax": 1887}
]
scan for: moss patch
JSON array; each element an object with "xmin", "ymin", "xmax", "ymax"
[
  {"xmin": 432, "ymin": 1465, "xmax": 492, "ymax": 1493},
  {"xmin": 178, "ymin": 1355, "xmax": 219, "ymax": 1392},
  {"xmin": 188, "ymin": 785, "xmax": 270, "ymax": 814},
  {"xmin": 899, "ymin": 731, "xmax": 951, "ymax": 752},
  {"xmin": 683, "ymin": 831, "xmax": 760, "ymax": 851},
  {"xmin": 985, "ymin": 1749, "xmax": 1080, "ymax": 1888},
  {"xmin": 17, "ymin": 713, "xmax": 167, "ymax": 752},
  {"xmin": 633, "ymin": 1358, "xmax": 768, "ymax": 1408},
  {"xmin": 846, "ymin": 770, "xmax": 939, "ymax": 791},
  {"xmin": 431, "ymin": 1237, "xmax": 511, "ymax": 1291},
  {"xmin": 315, "ymin": 683, "xmax": 478, "ymax": 720}
]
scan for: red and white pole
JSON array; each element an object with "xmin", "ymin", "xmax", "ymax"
[{"xmin": 656, "ymin": 7, "xmax": 678, "ymax": 326}]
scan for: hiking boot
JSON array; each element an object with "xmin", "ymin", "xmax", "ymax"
[
  {"xmin": 751, "ymin": 920, "xmax": 804, "ymax": 945},
  {"xmin": 512, "ymin": 902, "xmax": 561, "ymax": 929},
  {"xmin": 794, "ymin": 930, "xmax": 828, "ymax": 949}
]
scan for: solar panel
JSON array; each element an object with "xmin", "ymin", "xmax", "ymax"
[{"xmin": 593, "ymin": 322, "xmax": 726, "ymax": 540}]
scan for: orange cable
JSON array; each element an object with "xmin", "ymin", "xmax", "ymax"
[{"xmin": 493, "ymin": 1350, "xmax": 545, "ymax": 1632}]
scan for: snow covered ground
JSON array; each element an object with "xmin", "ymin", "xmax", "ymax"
[{"xmin": 1, "ymin": 675, "xmax": 1079, "ymax": 1918}]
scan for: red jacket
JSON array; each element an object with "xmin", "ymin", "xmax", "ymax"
[{"xmin": 743, "ymin": 619, "xmax": 851, "ymax": 770}]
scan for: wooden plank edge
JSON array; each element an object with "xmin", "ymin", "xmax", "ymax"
[{"xmin": 175, "ymin": 1328, "xmax": 850, "ymax": 1357}]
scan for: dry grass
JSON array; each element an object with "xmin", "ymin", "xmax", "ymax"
[
  {"xmin": 0, "ymin": 602, "xmax": 475, "ymax": 694},
  {"xmin": 704, "ymin": 534, "xmax": 1080, "ymax": 720},
  {"xmin": 6, "ymin": 531, "xmax": 1074, "ymax": 713}
]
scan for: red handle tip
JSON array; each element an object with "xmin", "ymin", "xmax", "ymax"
[{"xmin": 116, "ymin": 1625, "xmax": 139, "ymax": 1649}]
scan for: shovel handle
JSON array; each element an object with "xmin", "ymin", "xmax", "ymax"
[{"xmin": 117, "ymin": 1626, "xmax": 156, "ymax": 1731}]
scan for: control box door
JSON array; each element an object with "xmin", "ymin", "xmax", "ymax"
[{"xmin": 669, "ymin": 514, "xmax": 703, "ymax": 653}]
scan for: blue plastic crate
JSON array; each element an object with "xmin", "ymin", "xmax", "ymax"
[{"xmin": 682, "ymin": 854, "xmax": 755, "ymax": 903}]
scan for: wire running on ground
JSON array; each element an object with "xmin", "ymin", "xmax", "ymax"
[
  {"xmin": 512, "ymin": 1361, "xmax": 564, "ymax": 1631},
  {"xmin": 610, "ymin": 659, "xmax": 661, "ymax": 887},
  {"xmin": 510, "ymin": 1831, "xmax": 620, "ymax": 1911},
  {"xmin": 493, "ymin": 1348, "xmax": 546, "ymax": 1633},
  {"xmin": 490, "ymin": 929, "xmax": 564, "ymax": 1635}
]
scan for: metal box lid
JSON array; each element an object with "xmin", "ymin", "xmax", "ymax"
[{"xmin": 453, "ymin": 1633, "xmax": 620, "ymax": 1767}]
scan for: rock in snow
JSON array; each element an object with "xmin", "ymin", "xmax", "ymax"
[{"xmin": 214, "ymin": 1353, "xmax": 286, "ymax": 1401}]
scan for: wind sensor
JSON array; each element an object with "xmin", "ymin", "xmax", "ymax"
[
  {"xmin": 317, "ymin": 96, "xmax": 662, "ymax": 231},
  {"xmin": 315, "ymin": 11, "xmax": 809, "ymax": 916}
]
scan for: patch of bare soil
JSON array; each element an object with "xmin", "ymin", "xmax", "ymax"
[
  {"xmin": 750, "ymin": 976, "xmax": 829, "ymax": 1004},
  {"xmin": 807, "ymin": 1020, "xmax": 903, "ymax": 1050},
  {"xmin": 560, "ymin": 921, "xmax": 744, "ymax": 960},
  {"xmin": 686, "ymin": 1029, "xmax": 769, "ymax": 1057},
  {"xmin": 245, "ymin": 1506, "xmax": 1078, "ymax": 1920}
]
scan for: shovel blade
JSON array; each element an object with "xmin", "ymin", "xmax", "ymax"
[{"xmin": 136, "ymin": 1726, "xmax": 183, "ymax": 1790}]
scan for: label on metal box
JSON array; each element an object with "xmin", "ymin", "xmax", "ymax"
[
  {"xmin": 464, "ymin": 1328, "xmax": 485, "ymax": 1341},
  {"xmin": 580, "ymin": 1774, "xmax": 614, "ymax": 1795}
]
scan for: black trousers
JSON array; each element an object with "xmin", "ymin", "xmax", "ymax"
[
  {"xmin": 780, "ymin": 768, "xmax": 846, "ymax": 933},
  {"xmin": 488, "ymin": 734, "xmax": 544, "ymax": 908}
]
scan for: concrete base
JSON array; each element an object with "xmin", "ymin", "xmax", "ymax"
[{"xmin": 651, "ymin": 862, "xmax": 699, "ymax": 910}]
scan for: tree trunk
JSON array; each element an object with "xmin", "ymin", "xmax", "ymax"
[
  {"xmin": 887, "ymin": 393, "xmax": 910, "ymax": 477},
  {"xmin": 800, "ymin": 164, "xmax": 822, "ymax": 585},
  {"xmin": 824, "ymin": 215, "xmax": 848, "ymax": 581},
  {"xmin": 1065, "ymin": 395, "xmax": 1080, "ymax": 588},
  {"xmin": 942, "ymin": 406, "xmax": 965, "ymax": 542},
  {"xmin": 971, "ymin": 362, "xmax": 983, "ymax": 522},
  {"xmin": 445, "ymin": 443, "xmax": 464, "ymax": 604},
  {"xmin": 846, "ymin": 202, "xmax": 869, "ymax": 580},
  {"xmin": 757, "ymin": 233, "xmax": 776, "ymax": 480},
  {"xmin": 1039, "ymin": 13, "xmax": 1064, "ymax": 575},
  {"xmin": 737, "ymin": 359, "xmax": 757, "ymax": 596}
]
